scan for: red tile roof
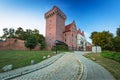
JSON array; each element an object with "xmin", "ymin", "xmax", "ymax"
[
  {"xmin": 64, "ymin": 23, "xmax": 72, "ymax": 32},
  {"xmin": 77, "ymin": 29, "xmax": 85, "ymax": 36}
]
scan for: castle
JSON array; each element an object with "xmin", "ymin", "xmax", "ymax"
[
  {"xmin": 45, "ymin": 6, "xmax": 91, "ymax": 50},
  {"xmin": 0, "ymin": 6, "xmax": 91, "ymax": 51}
]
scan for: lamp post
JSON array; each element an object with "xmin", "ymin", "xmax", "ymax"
[
  {"xmin": 54, "ymin": 40, "xmax": 58, "ymax": 54},
  {"xmin": 55, "ymin": 44, "xmax": 57, "ymax": 54}
]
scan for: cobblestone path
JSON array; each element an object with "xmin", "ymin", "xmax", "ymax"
[
  {"xmin": 74, "ymin": 51, "xmax": 115, "ymax": 80},
  {"xmin": 0, "ymin": 52, "xmax": 115, "ymax": 80},
  {"xmin": 11, "ymin": 53, "xmax": 81, "ymax": 80}
]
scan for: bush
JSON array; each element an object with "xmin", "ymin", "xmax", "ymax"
[
  {"xmin": 101, "ymin": 51, "xmax": 120, "ymax": 62},
  {"xmin": 51, "ymin": 45, "xmax": 68, "ymax": 51},
  {"xmin": 25, "ymin": 34, "xmax": 38, "ymax": 50}
]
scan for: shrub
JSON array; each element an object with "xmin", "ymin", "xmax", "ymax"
[
  {"xmin": 51, "ymin": 45, "xmax": 68, "ymax": 51},
  {"xmin": 25, "ymin": 34, "xmax": 38, "ymax": 50}
]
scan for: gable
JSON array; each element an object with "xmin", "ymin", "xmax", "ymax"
[{"xmin": 64, "ymin": 21, "xmax": 77, "ymax": 33}]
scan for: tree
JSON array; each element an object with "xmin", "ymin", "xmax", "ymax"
[
  {"xmin": 2, "ymin": 28, "xmax": 15, "ymax": 38},
  {"xmin": 90, "ymin": 31, "xmax": 98, "ymax": 39},
  {"xmin": 25, "ymin": 34, "xmax": 38, "ymax": 50},
  {"xmin": 2, "ymin": 28, "xmax": 9, "ymax": 38},
  {"xmin": 116, "ymin": 26, "xmax": 120, "ymax": 36},
  {"xmin": 32, "ymin": 29, "xmax": 39, "ymax": 34},
  {"xmin": 34, "ymin": 33, "xmax": 45, "ymax": 49},
  {"xmin": 15, "ymin": 27, "xmax": 24, "ymax": 39},
  {"xmin": 1, "ymin": 27, "xmax": 46, "ymax": 49},
  {"xmin": 90, "ymin": 31, "xmax": 113, "ymax": 50},
  {"xmin": 112, "ymin": 26, "xmax": 120, "ymax": 52},
  {"xmin": 9, "ymin": 28, "xmax": 15, "ymax": 38},
  {"xmin": 113, "ymin": 36, "xmax": 120, "ymax": 52}
]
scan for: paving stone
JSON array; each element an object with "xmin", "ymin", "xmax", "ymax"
[
  {"xmin": 74, "ymin": 51, "xmax": 115, "ymax": 80},
  {"xmin": 0, "ymin": 53, "xmax": 64, "ymax": 80},
  {"xmin": 11, "ymin": 53, "xmax": 81, "ymax": 80}
]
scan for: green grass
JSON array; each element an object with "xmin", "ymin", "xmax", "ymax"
[
  {"xmin": 0, "ymin": 50, "xmax": 55, "ymax": 73},
  {"xmin": 84, "ymin": 53, "xmax": 120, "ymax": 80},
  {"xmin": 101, "ymin": 51, "xmax": 120, "ymax": 62}
]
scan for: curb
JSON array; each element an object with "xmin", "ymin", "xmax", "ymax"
[
  {"xmin": 75, "ymin": 54, "xmax": 84, "ymax": 80},
  {"xmin": 0, "ymin": 53, "xmax": 65, "ymax": 80}
]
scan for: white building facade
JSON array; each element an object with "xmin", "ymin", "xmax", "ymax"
[{"xmin": 77, "ymin": 29, "xmax": 86, "ymax": 51}]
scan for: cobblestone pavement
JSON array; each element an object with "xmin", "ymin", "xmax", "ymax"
[
  {"xmin": 0, "ymin": 53, "xmax": 64, "ymax": 80},
  {"xmin": 74, "ymin": 51, "xmax": 115, "ymax": 80},
  {"xmin": 11, "ymin": 53, "xmax": 81, "ymax": 80},
  {"xmin": 1, "ymin": 52, "xmax": 115, "ymax": 80}
]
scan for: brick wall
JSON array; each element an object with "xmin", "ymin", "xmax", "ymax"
[
  {"xmin": 64, "ymin": 22, "xmax": 77, "ymax": 50},
  {"xmin": 45, "ymin": 6, "xmax": 66, "ymax": 50},
  {"xmin": 0, "ymin": 38, "xmax": 40, "ymax": 50}
]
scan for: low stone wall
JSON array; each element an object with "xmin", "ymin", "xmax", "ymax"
[{"xmin": 0, "ymin": 38, "xmax": 40, "ymax": 50}]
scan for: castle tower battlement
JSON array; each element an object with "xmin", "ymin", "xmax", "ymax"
[{"xmin": 45, "ymin": 6, "xmax": 66, "ymax": 20}]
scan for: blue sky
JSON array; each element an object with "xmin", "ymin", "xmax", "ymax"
[{"xmin": 0, "ymin": 0, "xmax": 120, "ymax": 43}]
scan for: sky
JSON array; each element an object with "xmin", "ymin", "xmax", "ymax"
[{"xmin": 0, "ymin": 0, "xmax": 120, "ymax": 43}]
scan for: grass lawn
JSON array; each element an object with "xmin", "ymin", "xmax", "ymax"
[
  {"xmin": 84, "ymin": 53, "xmax": 120, "ymax": 80},
  {"xmin": 0, "ymin": 50, "xmax": 55, "ymax": 73}
]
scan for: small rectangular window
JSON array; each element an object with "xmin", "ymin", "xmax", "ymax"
[
  {"xmin": 72, "ymin": 34, "xmax": 73, "ymax": 37},
  {"xmin": 65, "ymin": 39, "xmax": 66, "ymax": 42},
  {"xmin": 65, "ymin": 33, "xmax": 66, "ymax": 36}
]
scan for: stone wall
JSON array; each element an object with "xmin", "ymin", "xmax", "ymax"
[
  {"xmin": 0, "ymin": 38, "xmax": 40, "ymax": 50},
  {"xmin": 64, "ymin": 22, "xmax": 77, "ymax": 50}
]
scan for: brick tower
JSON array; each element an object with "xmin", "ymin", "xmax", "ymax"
[{"xmin": 45, "ymin": 6, "xmax": 66, "ymax": 50}]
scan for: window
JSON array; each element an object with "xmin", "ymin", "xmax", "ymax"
[
  {"xmin": 65, "ymin": 39, "xmax": 66, "ymax": 42},
  {"xmin": 72, "ymin": 38, "xmax": 74, "ymax": 42},
  {"xmin": 72, "ymin": 34, "xmax": 73, "ymax": 37},
  {"xmin": 65, "ymin": 33, "xmax": 66, "ymax": 36}
]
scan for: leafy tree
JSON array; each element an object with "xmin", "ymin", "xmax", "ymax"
[
  {"xmin": 32, "ymin": 29, "xmax": 39, "ymax": 34},
  {"xmin": 25, "ymin": 34, "xmax": 38, "ymax": 50},
  {"xmin": 112, "ymin": 26, "xmax": 120, "ymax": 52},
  {"xmin": 34, "ymin": 33, "xmax": 45, "ymax": 49},
  {"xmin": 9, "ymin": 28, "xmax": 15, "ymax": 38},
  {"xmin": 15, "ymin": 27, "xmax": 24, "ymax": 39},
  {"xmin": 2, "ymin": 28, "xmax": 15, "ymax": 38},
  {"xmin": 2, "ymin": 28, "xmax": 9, "ymax": 38},
  {"xmin": 90, "ymin": 31, "xmax": 98, "ymax": 39},
  {"xmin": 113, "ymin": 36, "xmax": 120, "ymax": 52},
  {"xmin": 116, "ymin": 26, "xmax": 120, "ymax": 36},
  {"xmin": 2, "ymin": 27, "xmax": 46, "ymax": 49},
  {"xmin": 91, "ymin": 31, "xmax": 113, "ymax": 50}
]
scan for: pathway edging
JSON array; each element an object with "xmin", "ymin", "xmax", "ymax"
[
  {"xmin": 75, "ymin": 56, "xmax": 84, "ymax": 80},
  {"xmin": 74, "ymin": 51, "xmax": 115, "ymax": 80},
  {"xmin": 0, "ymin": 53, "xmax": 64, "ymax": 80}
]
